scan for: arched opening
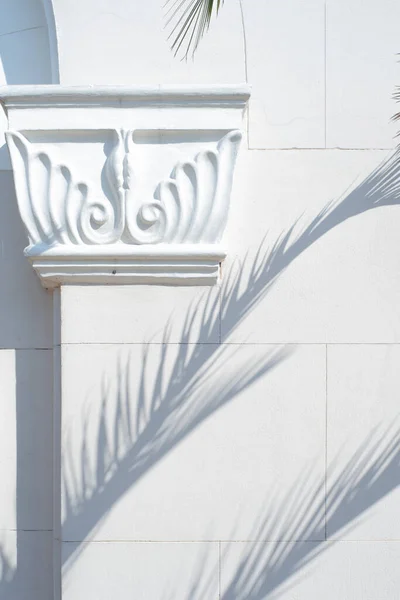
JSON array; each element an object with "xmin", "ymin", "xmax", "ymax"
[
  {"xmin": 0, "ymin": 0, "xmax": 56, "ymax": 85},
  {"xmin": 0, "ymin": 0, "xmax": 59, "ymax": 166}
]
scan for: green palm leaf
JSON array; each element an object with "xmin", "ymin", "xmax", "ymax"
[{"xmin": 164, "ymin": 0, "xmax": 224, "ymax": 59}]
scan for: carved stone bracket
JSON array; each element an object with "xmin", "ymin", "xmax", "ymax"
[{"xmin": 0, "ymin": 85, "xmax": 250, "ymax": 287}]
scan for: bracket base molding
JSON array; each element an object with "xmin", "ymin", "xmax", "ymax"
[
  {"xmin": 28, "ymin": 244, "xmax": 225, "ymax": 287},
  {"xmin": 0, "ymin": 85, "xmax": 250, "ymax": 287}
]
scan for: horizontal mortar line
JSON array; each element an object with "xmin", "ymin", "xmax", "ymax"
[
  {"xmin": 0, "ymin": 25, "xmax": 44, "ymax": 39},
  {"xmin": 59, "ymin": 341, "xmax": 222, "ymax": 346},
  {"xmin": 56, "ymin": 341, "xmax": 400, "ymax": 347},
  {"xmin": 61, "ymin": 539, "xmax": 221, "ymax": 544},
  {"xmin": 61, "ymin": 539, "xmax": 319, "ymax": 544},
  {"xmin": 0, "ymin": 347, "xmax": 53, "ymax": 351},
  {"xmin": 0, "ymin": 528, "xmax": 52, "ymax": 532},
  {"xmin": 59, "ymin": 538, "xmax": 400, "ymax": 544},
  {"xmin": 248, "ymin": 147, "xmax": 393, "ymax": 152},
  {"xmin": 219, "ymin": 341, "xmax": 400, "ymax": 346},
  {"xmin": 2, "ymin": 342, "xmax": 400, "ymax": 350},
  {"xmin": 325, "ymin": 538, "xmax": 400, "ymax": 543}
]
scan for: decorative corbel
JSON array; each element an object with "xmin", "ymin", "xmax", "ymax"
[{"xmin": 0, "ymin": 85, "xmax": 250, "ymax": 287}]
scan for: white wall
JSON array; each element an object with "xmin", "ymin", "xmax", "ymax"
[
  {"xmin": 0, "ymin": 1, "xmax": 54, "ymax": 598},
  {"xmin": 1, "ymin": 0, "xmax": 400, "ymax": 598}
]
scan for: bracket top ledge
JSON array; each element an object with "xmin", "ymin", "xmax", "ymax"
[{"xmin": 0, "ymin": 84, "xmax": 251, "ymax": 110}]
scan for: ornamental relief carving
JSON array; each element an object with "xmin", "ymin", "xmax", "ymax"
[
  {"xmin": 6, "ymin": 129, "xmax": 242, "ymax": 251},
  {"xmin": 1, "ymin": 85, "xmax": 249, "ymax": 285}
]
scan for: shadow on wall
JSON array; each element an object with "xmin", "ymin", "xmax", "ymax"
[
  {"xmin": 162, "ymin": 424, "xmax": 400, "ymax": 600},
  {"xmin": 0, "ymin": 3, "xmax": 56, "ymax": 599},
  {"xmin": 0, "ymin": 0, "xmax": 54, "ymax": 84},
  {"xmin": 0, "ymin": 0, "xmax": 58, "ymax": 304},
  {"xmin": 0, "ymin": 0, "xmax": 55, "ymax": 165},
  {"xmin": 62, "ymin": 149, "xmax": 400, "ymax": 582},
  {"xmin": 1, "ymin": 146, "xmax": 400, "ymax": 597}
]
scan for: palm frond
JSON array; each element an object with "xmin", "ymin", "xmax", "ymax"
[
  {"xmin": 164, "ymin": 0, "xmax": 224, "ymax": 60},
  {"xmin": 393, "ymin": 87, "xmax": 400, "ymax": 122}
]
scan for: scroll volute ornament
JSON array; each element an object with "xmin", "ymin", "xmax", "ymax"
[{"xmin": 0, "ymin": 85, "xmax": 250, "ymax": 287}]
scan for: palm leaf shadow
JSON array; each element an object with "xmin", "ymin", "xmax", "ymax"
[
  {"xmin": 62, "ymin": 333, "xmax": 290, "ymax": 568},
  {"xmin": 168, "ymin": 425, "xmax": 400, "ymax": 599},
  {"xmin": 221, "ymin": 425, "xmax": 400, "ymax": 599},
  {"xmin": 222, "ymin": 148, "xmax": 400, "ymax": 339},
  {"xmin": 393, "ymin": 86, "xmax": 400, "ymax": 126},
  {"xmin": 61, "ymin": 148, "xmax": 400, "ymax": 573},
  {"xmin": 1, "ymin": 148, "xmax": 400, "ymax": 592}
]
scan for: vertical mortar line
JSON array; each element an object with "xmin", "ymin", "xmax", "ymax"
[
  {"xmin": 218, "ymin": 283, "xmax": 222, "ymax": 344},
  {"xmin": 324, "ymin": 2, "xmax": 328, "ymax": 148},
  {"xmin": 324, "ymin": 343, "xmax": 328, "ymax": 541},
  {"xmin": 52, "ymin": 288, "xmax": 62, "ymax": 600}
]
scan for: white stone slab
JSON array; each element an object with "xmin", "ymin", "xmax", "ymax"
[
  {"xmin": 222, "ymin": 147, "xmax": 400, "ymax": 343},
  {"xmin": 0, "ymin": 173, "xmax": 53, "ymax": 348},
  {"xmin": 54, "ymin": 0, "xmax": 245, "ymax": 85},
  {"xmin": 60, "ymin": 284, "xmax": 220, "ymax": 344},
  {"xmin": 62, "ymin": 541, "xmax": 219, "ymax": 600},
  {"xmin": 221, "ymin": 540, "xmax": 400, "ymax": 599},
  {"xmin": 326, "ymin": 344, "xmax": 400, "ymax": 541},
  {"xmin": 0, "ymin": 530, "xmax": 53, "ymax": 600},
  {"xmin": 60, "ymin": 343, "xmax": 325, "ymax": 542},
  {"xmin": 0, "ymin": 350, "xmax": 16, "ymax": 532},
  {"xmin": 242, "ymin": 0, "xmax": 325, "ymax": 148},
  {"xmin": 326, "ymin": 0, "xmax": 400, "ymax": 148},
  {"xmin": 14, "ymin": 349, "xmax": 53, "ymax": 530},
  {"xmin": 0, "ymin": 349, "xmax": 53, "ymax": 531}
]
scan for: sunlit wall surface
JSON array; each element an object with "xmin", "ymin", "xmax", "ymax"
[{"xmin": 1, "ymin": 1, "xmax": 400, "ymax": 598}]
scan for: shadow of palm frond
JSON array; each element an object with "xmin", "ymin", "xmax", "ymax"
[
  {"xmin": 222, "ymin": 425, "xmax": 400, "ymax": 600},
  {"xmin": 61, "ymin": 148, "xmax": 400, "ymax": 573},
  {"xmin": 168, "ymin": 425, "xmax": 400, "ymax": 600},
  {"xmin": 62, "ymin": 335, "xmax": 290, "ymax": 569},
  {"xmin": 0, "ymin": 538, "xmax": 18, "ymax": 600},
  {"xmin": 222, "ymin": 148, "xmax": 400, "ymax": 337},
  {"xmin": 393, "ymin": 87, "xmax": 400, "ymax": 125},
  {"xmin": 1, "ymin": 149, "xmax": 399, "ymax": 592},
  {"xmin": 0, "ymin": 543, "xmax": 13, "ymax": 583}
]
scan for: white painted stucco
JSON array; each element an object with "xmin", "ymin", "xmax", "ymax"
[{"xmin": 0, "ymin": 1, "xmax": 399, "ymax": 598}]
